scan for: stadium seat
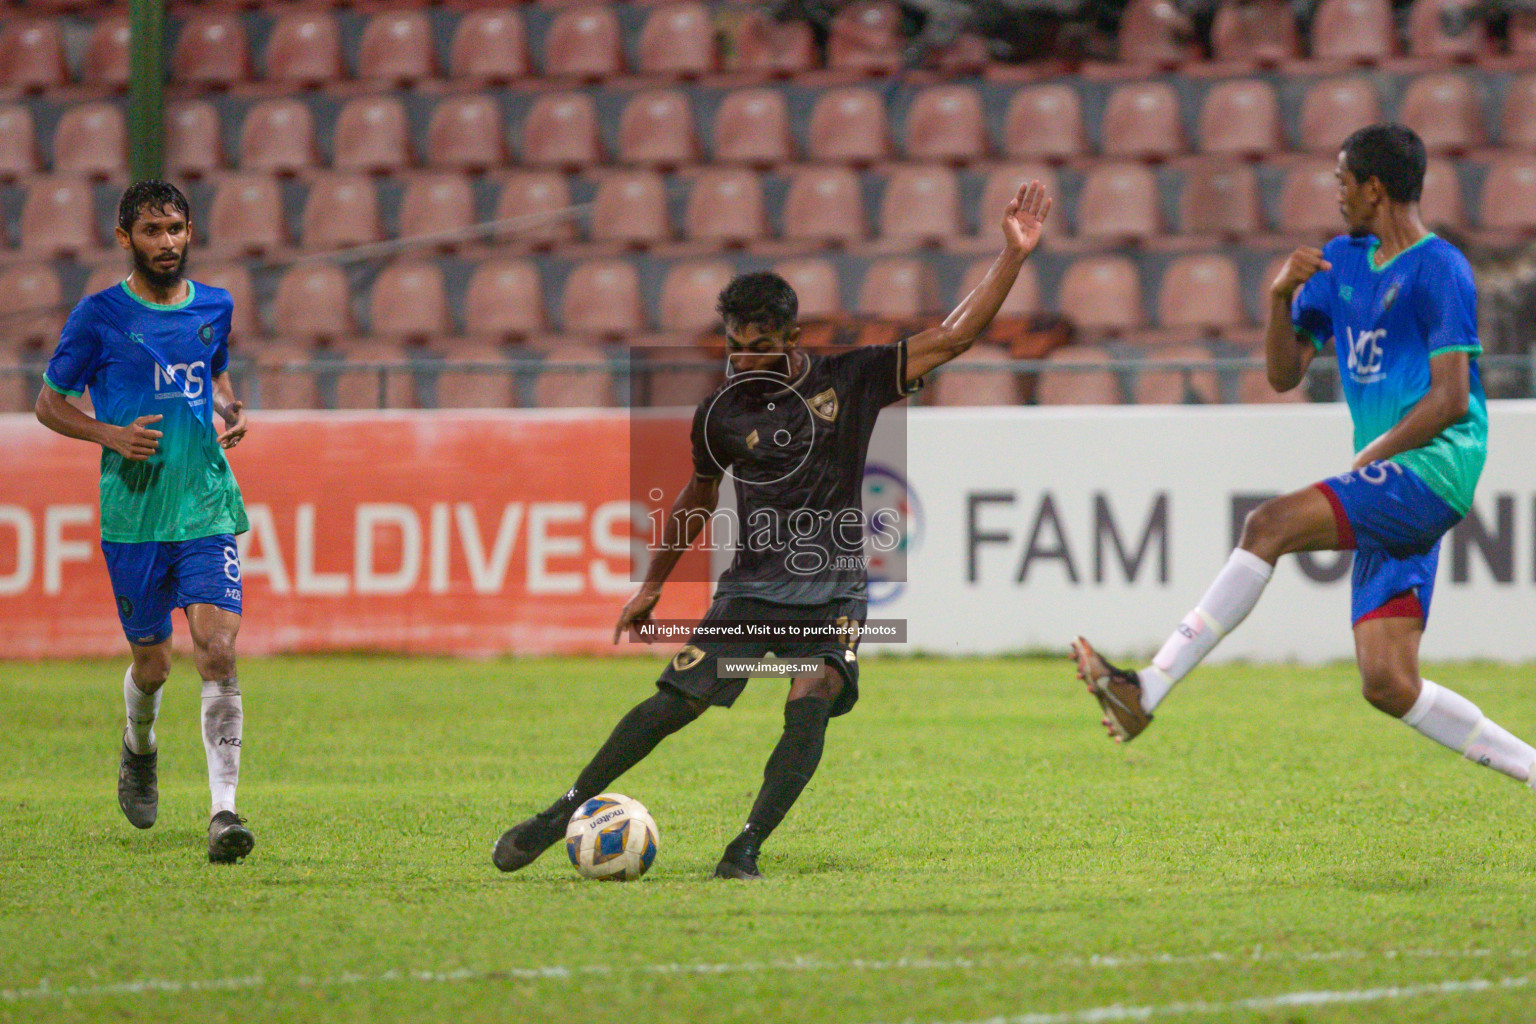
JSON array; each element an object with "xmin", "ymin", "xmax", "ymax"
[
  {"xmin": 543, "ymin": 5, "xmax": 625, "ymax": 80},
  {"xmin": 591, "ymin": 170, "xmax": 672, "ymax": 248},
  {"xmin": 617, "ymin": 90, "xmax": 699, "ymax": 169},
  {"xmin": 1, "ymin": 19, "xmax": 67, "ymax": 91},
  {"xmin": 932, "ymin": 347, "xmax": 1021, "ymax": 406},
  {"xmin": 772, "ymin": 258, "xmax": 843, "ymax": 318},
  {"xmin": 434, "ymin": 343, "xmax": 517, "ymax": 409},
  {"xmin": 82, "ymin": 16, "xmax": 131, "ymax": 90},
  {"xmin": 301, "ymin": 175, "xmax": 381, "ymax": 251},
  {"xmin": 728, "ymin": 10, "xmax": 817, "ymax": 77},
  {"xmin": 1421, "ymin": 158, "xmax": 1467, "ymax": 228},
  {"xmin": 464, "ymin": 259, "xmax": 546, "ymax": 340},
  {"xmin": 521, "ymin": 92, "xmax": 602, "ymax": 169},
  {"xmin": 1156, "ymin": 254, "xmax": 1245, "ymax": 333},
  {"xmin": 81, "ymin": 264, "xmax": 127, "ymax": 301},
  {"xmin": 827, "ymin": 0, "xmax": 905, "ymax": 75},
  {"xmin": 265, "ymin": 11, "xmax": 344, "ymax": 86},
  {"xmin": 495, "ymin": 171, "xmax": 577, "ymax": 250},
  {"xmin": 959, "ymin": 257, "xmax": 1041, "ymax": 318},
  {"xmin": 1036, "ymin": 346, "xmax": 1120, "ymax": 404},
  {"xmin": 449, "ymin": 9, "xmax": 530, "ymax": 84},
  {"xmin": 808, "ymin": 88, "xmax": 891, "ymax": 166},
  {"xmin": 1116, "ymin": 0, "xmax": 1203, "ymax": 65},
  {"xmin": 368, "ymin": 261, "xmax": 450, "ymax": 341},
  {"xmin": 19, "ymin": 178, "xmax": 99, "ymax": 257},
  {"xmin": 426, "ymin": 95, "xmax": 508, "ymax": 172},
  {"xmin": 1309, "ymin": 0, "xmax": 1398, "ymax": 63},
  {"xmin": 173, "ymin": 14, "xmax": 250, "ymax": 88},
  {"xmin": 684, "ymin": 168, "xmax": 767, "ymax": 248},
  {"xmin": 273, "ymin": 264, "xmax": 353, "ymax": 341},
  {"xmin": 1399, "ymin": 74, "xmax": 1484, "ymax": 155},
  {"xmin": 532, "ymin": 343, "xmax": 615, "ymax": 408},
  {"xmin": 1501, "ymin": 75, "xmax": 1536, "ymax": 149},
  {"xmin": 333, "ymin": 97, "xmax": 410, "ymax": 175},
  {"xmin": 638, "ymin": 3, "xmax": 718, "ymax": 78},
  {"xmin": 1076, "ymin": 163, "xmax": 1162, "ymax": 243},
  {"xmin": 1513, "ymin": 12, "xmax": 1536, "ymax": 55},
  {"xmin": 0, "ymin": 106, "xmax": 38, "ymax": 180},
  {"xmin": 0, "ymin": 263, "xmax": 64, "ymax": 347},
  {"xmin": 1002, "ymin": 85, "xmax": 1086, "ymax": 163},
  {"xmin": 1178, "ymin": 160, "xmax": 1263, "ymax": 238},
  {"xmin": 1278, "ymin": 161, "xmax": 1345, "ymax": 236},
  {"xmin": 782, "ymin": 167, "xmax": 866, "ymax": 247},
  {"xmin": 659, "ymin": 260, "xmax": 736, "ymax": 331},
  {"xmin": 164, "ymin": 101, "xmax": 222, "ymax": 179},
  {"xmin": 357, "ymin": 11, "xmax": 437, "ymax": 85},
  {"xmin": 1197, "ymin": 79, "xmax": 1282, "ymax": 158},
  {"xmin": 1131, "ymin": 344, "xmax": 1220, "ymax": 404},
  {"xmin": 1209, "ymin": 0, "xmax": 1301, "ymax": 65},
  {"xmin": 1238, "ymin": 367, "xmax": 1306, "ymax": 403},
  {"xmin": 879, "ymin": 166, "xmax": 960, "ymax": 246},
  {"xmin": 856, "ymin": 259, "xmax": 939, "ymax": 317},
  {"xmin": 1058, "ymin": 257, "xmax": 1144, "ymax": 335},
  {"xmin": 208, "ymin": 175, "xmax": 286, "ymax": 255},
  {"xmin": 905, "ymin": 85, "xmax": 988, "ymax": 164},
  {"xmin": 238, "ymin": 99, "xmax": 317, "ymax": 175},
  {"xmin": 329, "ymin": 339, "xmax": 417, "ymax": 410},
  {"xmin": 713, "ymin": 89, "xmax": 795, "ymax": 167},
  {"xmin": 53, "ymin": 103, "xmax": 125, "ymax": 179},
  {"xmin": 1101, "ymin": 82, "xmax": 1185, "ymax": 162},
  {"xmin": 252, "ymin": 342, "xmax": 320, "ymax": 410},
  {"xmin": 398, "ymin": 174, "xmax": 476, "ymax": 243},
  {"xmin": 1406, "ymin": 0, "xmax": 1491, "ymax": 59},
  {"xmin": 195, "ymin": 264, "xmax": 257, "ymax": 339},
  {"xmin": 562, "ymin": 260, "xmax": 645, "ymax": 336},
  {"xmin": 1478, "ymin": 155, "xmax": 1536, "ymax": 233},
  {"xmin": 1298, "ymin": 77, "xmax": 1382, "ymax": 153}
]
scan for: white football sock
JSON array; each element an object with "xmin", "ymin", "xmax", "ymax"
[
  {"xmin": 201, "ymin": 678, "xmax": 243, "ymax": 816},
  {"xmin": 123, "ymin": 665, "xmax": 161, "ymax": 756},
  {"xmin": 1137, "ymin": 549, "xmax": 1274, "ymax": 712},
  {"xmin": 1403, "ymin": 679, "xmax": 1536, "ymax": 783}
]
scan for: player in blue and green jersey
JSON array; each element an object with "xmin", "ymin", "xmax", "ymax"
[
  {"xmin": 34, "ymin": 181, "xmax": 256, "ymax": 864},
  {"xmin": 1072, "ymin": 124, "xmax": 1536, "ymax": 794}
]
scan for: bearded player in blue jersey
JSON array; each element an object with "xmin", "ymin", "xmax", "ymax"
[
  {"xmin": 34, "ymin": 181, "xmax": 255, "ymax": 863},
  {"xmin": 1073, "ymin": 124, "xmax": 1536, "ymax": 792}
]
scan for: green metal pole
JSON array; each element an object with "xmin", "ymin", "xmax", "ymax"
[{"xmin": 128, "ymin": 0, "xmax": 165, "ymax": 182}]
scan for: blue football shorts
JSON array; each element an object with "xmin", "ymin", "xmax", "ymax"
[
  {"xmin": 100, "ymin": 534, "xmax": 243, "ymax": 646},
  {"xmin": 1314, "ymin": 461, "xmax": 1463, "ymax": 626}
]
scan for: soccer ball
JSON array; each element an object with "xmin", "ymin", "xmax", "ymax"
[{"xmin": 564, "ymin": 793, "xmax": 660, "ymax": 881}]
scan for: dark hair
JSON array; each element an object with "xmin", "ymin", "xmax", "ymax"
[
  {"xmin": 716, "ymin": 272, "xmax": 798, "ymax": 333},
  {"xmin": 1341, "ymin": 124, "xmax": 1426, "ymax": 204},
  {"xmin": 117, "ymin": 180, "xmax": 192, "ymax": 233}
]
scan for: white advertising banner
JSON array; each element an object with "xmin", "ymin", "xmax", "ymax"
[{"xmin": 875, "ymin": 401, "xmax": 1536, "ymax": 663}]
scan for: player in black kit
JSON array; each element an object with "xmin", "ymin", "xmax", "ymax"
[{"xmin": 493, "ymin": 180, "xmax": 1052, "ymax": 880}]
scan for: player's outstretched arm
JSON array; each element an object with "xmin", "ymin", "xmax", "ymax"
[
  {"xmin": 614, "ymin": 472, "xmax": 721, "ymax": 643},
  {"xmin": 1264, "ymin": 246, "xmax": 1330, "ymax": 392},
  {"xmin": 35, "ymin": 386, "xmax": 161, "ymax": 461},
  {"xmin": 904, "ymin": 179, "xmax": 1052, "ymax": 383},
  {"xmin": 212, "ymin": 372, "xmax": 247, "ymax": 449}
]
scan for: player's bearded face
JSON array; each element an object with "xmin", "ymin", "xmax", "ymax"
[{"xmin": 127, "ymin": 209, "xmax": 191, "ymax": 288}]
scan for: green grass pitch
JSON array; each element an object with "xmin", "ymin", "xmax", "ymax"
[{"xmin": 2, "ymin": 654, "xmax": 1534, "ymax": 1024}]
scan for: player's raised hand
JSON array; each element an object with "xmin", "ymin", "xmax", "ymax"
[
  {"xmin": 1272, "ymin": 246, "xmax": 1332, "ymax": 298},
  {"xmin": 217, "ymin": 400, "xmax": 247, "ymax": 449},
  {"xmin": 1001, "ymin": 179, "xmax": 1052, "ymax": 256},
  {"xmin": 111, "ymin": 414, "xmax": 162, "ymax": 461},
  {"xmin": 614, "ymin": 584, "xmax": 662, "ymax": 644}
]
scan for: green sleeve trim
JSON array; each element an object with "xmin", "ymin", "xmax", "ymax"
[
  {"xmin": 1429, "ymin": 344, "xmax": 1482, "ymax": 356},
  {"xmin": 1297, "ymin": 327, "xmax": 1325, "ymax": 352},
  {"xmin": 42, "ymin": 372, "xmax": 84, "ymax": 398}
]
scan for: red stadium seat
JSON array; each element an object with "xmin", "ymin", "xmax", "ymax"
[
  {"xmin": 1131, "ymin": 344, "xmax": 1220, "ymax": 404},
  {"xmin": 1210, "ymin": 0, "xmax": 1301, "ymax": 65},
  {"xmin": 265, "ymin": 11, "xmax": 344, "ymax": 86},
  {"xmin": 1003, "ymin": 85, "xmax": 1086, "ymax": 163},
  {"xmin": 1198, "ymin": 79, "xmax": 1282, "ymax": 158},
  {"xmin": 0, "ymin": 106, "xmax": 39, "ymax": 180},
  {"xmin": 1077, "ymin": 163, "xmax": 1162, "ymax": 243},
  {"xmin": 495, "ymin": 171, "xmax": 577, "ymax": 250},
  {"xmin": 856, "ymin": 259, "xmax": 939, "ymax": 317},
  {"xmin": 1478, "ymin": 155, "xmax": 1536, "ymax": 233},
  {"xmin": 638, "ymin": 3, "xmax": 719, "ymax": 78},
  {"xmin": 1102, "ymin": 82, "xmax": 1185, "ymax": 161},
  {"xmin": 783, "ymin": 167, "xmax": 866, "ymax": 247},
  {"xmin": 435, "ymin": 343, "xmax": 517, "ymax": 409},
  {"xmin": 273, "ymin": 264, "xmax": 353, "ymax": 342},
  {"xmin": 1406, "ymin": 0, "xmax": 1491, "ymax": 59},
  {"xmin": 1116, "ymin": 0, "xmax": 1203, "ymax": 65},
  {"xmin": 1278, "ymin": 161, "xmax": 1344, "ymax": 236},
  {"xmin": 253, "ymin": 342, "xmax": 320, "ymax": 411},
  {"xmin": 1399, "ymin": 74, "xmax": 1484, "ymax": 155},
  {"xmin": 728, "ymin": 11, "xmax": 816, "ymax": 77},
  {"xmin": 195, "ymin": 264, "xmax": 257, "ymax": 339},
  {"xmin": 543, "ymin": 6, "xmax": 625, "ymax": 80},
  {"xmin": 772, "ymin": 258, "xmax": 843, "ymax": 318},
  {"xmin": 1420, "ymin": 158, "xmax": 1466, "ymax": 228},
  {"xmin": 905, "ymin": 85, "xmax": 989, "ymax": 164},
  {"xmin": 164, "ymin": 101, "xmax": 222, "ymax": 179},
  {"xmin": 301, "ymin": 175, "xmax": 381, "ymax": 251},
  {"xmin": 533, "ymin": 343, "xmax": 615, "ymax": 408},
  {"xmin": 1, "ymin": 19, "xmax": 67, "ymax": 91},
  {"xmin": 808, "ymin": 88, "xmax": 891, "ymax": 166},
  {"xmin": 828, "ymin": 0, "xmax": 905, "ymax": 75},
  {"xmin": 465, "ymin": 259, "xmax": 546, "ymax": 340},
  {"xmin": 330, "ymin": 339, "xmax": 417, "ymax": 410},
  {"xmin": 238, "ymin": 99, "xmax": 317, "ymax": 175},
  {"xmin": 82, "ymin": 264, "xmax": 127, "ymax": 301},
  {"xmin": 82, "ymin": 16, "xmax": 131, "ymax": 90},
  {"xmin": 53, "ymin": 104, "xmax": 125, "ymax": 178},
  {"xmin": 1513, "ymin": 12, "xmax": 1536, "ymax": 55},
  {"xmin": 426, "ymin": 95, "xmax": 508, "ymax": 172},
  {"xmin": 1239, "ymin": 367, "xmax": 1306, "ymax": 403},
  {"xmin": 398, "ymin": 174, "xmax": 476, "ymax": 242},
  {"xmin": 0, "ymin": 263, "xmax": 64, "ymax": 347},
  {"xmin": 591, "ymin": 170, "xmax": 672, "ymax": 248},
  {"xmin": 1500, "ymin": 75, "xmax": 1536, "ymax": 149},
  {"xmin": 659, "ymin": 260, "xmax": 736, "ymax": 331},
  {"xmin": 618, "ymin": 90, "xmax": 699, "ymax": 169},
  {"xmin": 959, "ymin": 258, "xmax": 1040, "ymax": 318},
  {"xmin": 684, "ymin": 168, "xmax": 767, "ymax": 247},
  {"xmin": 1157, "ymin": 254, "xmax": 1245, "ymax": 333},
  {"xmin": 1178, "ymin": 160, "xmax": 1263, "ymax": 238},
  {"xmin": 208, "ymin": 175, "xmax": 286, "ymax": 255},
  {"xmin": 357, "ymin": 11, "xmax": 437, "ymax": 85},
  {"xmin": 562, "ymin": 260, "xmax": 645, "ymax": 336},
  {"xmin": 932, "ymin": 347, "xmax": 1021, "ymax": 406},
  {"xmin": 173, "ymin": 14, "xmax": 250, "ymax": 88},
  {"xmin": 1298, "ymin": 77, "xmax": 1382, "ymax": 153},
  {"xmin": 449, "ymin": 9, "xmax": 530, "ymax": 83},
  {"xmin": 879, "ymin": 165, "xmax": 960, "ymax": 246},
  {"xmin": 1037, "ymin": 346, "xmax": 1121, "ymax": 405},
  {"xmin": 1059, "ymin": 257, "xmax": 1144, "ymax": 335},
  {"xmin": 20, "ymin": 178, "xmax": 99, "ymax": 257},
  {"xmin": 521, "ymin": 92, "xmax": 602, "ymax": 170},
  {"xmin": 369, "ymin": 261, "xmax": 450, "ymax": 341},
  {"xmin": 713, "ymin": 89, "xmax": 795, "ymax": 167},
  {"xmin": 1310, "ymin": 0, "xmax": 1398, "ymax": 63},
  {"xmin": 334, "ymin": 97, "xmax": 411, "ymax": 175}
]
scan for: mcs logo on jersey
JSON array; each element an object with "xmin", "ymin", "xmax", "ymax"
[
  {"xmin": 154, "ymin": 361, "xmax": 206, "ymax": 399},
  {"xmin": 1344, "ymin": 327, "xmax": 1386, "ymax": 385}
]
